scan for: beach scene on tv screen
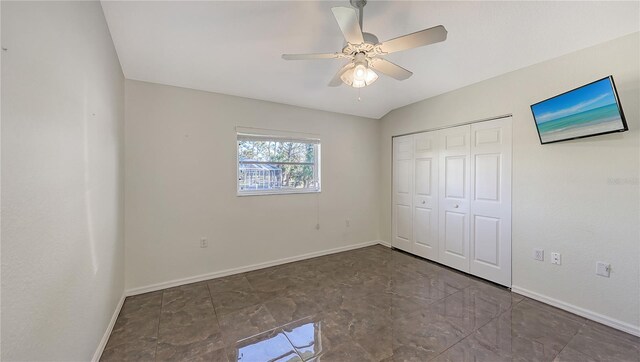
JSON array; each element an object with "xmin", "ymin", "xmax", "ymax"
[{"xmin": 532, "ymin": 78, "xmax": 624, "ymax": 143}]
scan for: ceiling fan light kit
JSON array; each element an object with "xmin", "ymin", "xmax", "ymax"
[
  {"xmin": 341, "ymin": 53, "xmax": 378, "ymax": 88},
  {"xmin": 282, "ymin": 0, "xmax": 447, "ymax": 89}
]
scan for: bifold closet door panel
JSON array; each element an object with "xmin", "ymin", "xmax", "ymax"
[
  {"xmin": 412, "ymin": 132, "xmax": 439, "ymax": 260},
  {"xmin": 392, "ymin": 135, "xmax": 414, "ymax": 253},
  {"xmin": 470, "ymin": 118, "xmax": 512, "ymax": 286},
  {"xmin": 438, "ymin": 125, "xmax": 471, "ymax": 272}
]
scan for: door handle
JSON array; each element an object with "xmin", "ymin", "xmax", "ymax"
[
  {"xmin": 454, "ymin": 204, "xmax": 459, "ymax": 208},
  {"xmin": 422, "ymin": 200, "xmax": 426, "ymax": 204}
]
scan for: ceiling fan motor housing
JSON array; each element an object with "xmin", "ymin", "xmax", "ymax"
[{"xmin": 363, "ymin": 32, "xmax": 379, "ymax": 45}]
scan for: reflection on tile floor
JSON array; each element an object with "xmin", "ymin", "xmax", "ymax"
[{"xmin": 101, "ymin": 246, "xmax": 640, "ymax": 361}]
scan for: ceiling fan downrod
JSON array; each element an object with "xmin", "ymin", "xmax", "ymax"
[{"xmin": 350, "ymin": 0, "xmax": 367, "ymax": 30}]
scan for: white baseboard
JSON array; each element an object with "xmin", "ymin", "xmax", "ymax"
[
  {"xmin": 92, "ymin": 294, "xmax": 125, "ymax": 362},
  {"xmin": 511, "ymin": 285, "xmax": 640, "ymax": 337},
  {"xmin": 125, "ymin": 240, "xmax": 385, "ymax": 297},
  {"xmin": 378, "ymin": 240, "xmax": 392, "ymax": 248}
]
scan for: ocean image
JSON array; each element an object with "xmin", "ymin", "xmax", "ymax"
[{"xmin": 532, "ymin": 78, "xmax": 624, "ymax": 143}]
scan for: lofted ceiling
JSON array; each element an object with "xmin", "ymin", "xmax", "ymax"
[{"xmin": 101, "ymin": 1, "xmax": 639, "ymax": 119}]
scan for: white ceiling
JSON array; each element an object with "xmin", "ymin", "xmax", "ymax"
[{"xmin": 101, "ymin": 1, "xmax": 639, "ymax": 119}]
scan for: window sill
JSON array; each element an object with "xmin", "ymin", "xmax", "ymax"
[{"xmin": 237, "ymin": 189, "xmax": 321, "ymax": 197}]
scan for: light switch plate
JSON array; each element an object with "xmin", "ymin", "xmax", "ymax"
[
  {"xmin": 533, "ymin": 249, "xmax": 544, "ymax": 261},
  {"xmin": 596, "ymin": 262, "xmax": 611, "ymax": 277}
]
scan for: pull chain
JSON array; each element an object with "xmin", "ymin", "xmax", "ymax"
[{"xmin": 358, "ymin": 87, "xmax": 362, "ymax": 102}]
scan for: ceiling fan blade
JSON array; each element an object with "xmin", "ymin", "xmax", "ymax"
[
  {"xmin": 329, "ymin": 63, "xmax": 354, "ymax": 87},
  {"xmin": 282, "ymin": 53, "xmax": 341, "ymax": 60},
  {"xmin": 379, "ymin": 25, "xmax": 447, "ymax": 54},
  {"xmin": 370, "ymin": 58, "xmax": 413, "ymax": 80},
  {"xmin": 331, "ymin": 7, "xmax": 364, "ymax": 44}
]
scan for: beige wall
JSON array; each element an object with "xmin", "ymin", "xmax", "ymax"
[
  {"xmin": 1, "ymin": 2, "xmax": 125, "ymax": 360},
  {"xmin": 124, "ymin": 80, "xmax": 380, "ymax": 291},
  {"xmin": 380, "ymin": 33, "xmax": 640, "ymax": 332}
]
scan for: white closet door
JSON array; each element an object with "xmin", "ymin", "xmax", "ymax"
[
  {"xmin": 412, "ymin": 132, "xmax": 439, "ymax": 260},
  {"xmin": 470, "ymin": 117, "xmax": 512, "ymax": 286},
  {"xmin": 438, "ymin": 125, "xmax": 471, "ymax": 272},
  {"xmin": 392, "ymin": 135, "xmax": 414, "ymax": 253}
]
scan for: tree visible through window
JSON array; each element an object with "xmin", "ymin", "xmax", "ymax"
[{"xmin": 237, "ymin": 134, "xmax": 320, "ymax": 195}]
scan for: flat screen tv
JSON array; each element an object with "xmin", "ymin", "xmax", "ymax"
[{"xmin": 531, "ymin": 76, "xmax": 628, "ymax": 144}]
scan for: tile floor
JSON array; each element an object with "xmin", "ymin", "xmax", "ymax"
[{"xmin": 101, "ymin": 245, "xmax": 640, "ymax": 361}]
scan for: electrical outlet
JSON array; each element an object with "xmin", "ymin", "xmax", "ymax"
[
  {"xmin": 533, "ymin": 249, "xmax": 544, "ymax": 261},
  {"xmin": 200, "ymin": 237, "xmax": 208, "ymax": 248},
  {"xmin": 551, "ymin": 252, "xmax": 561, "ymax": 265},
  {"xmin": 596, "ymin": 261, "xmax": 611, "ymax": 277},
  {"xmin": 315, "ymin": 223, "xmax": 320, "ymax": 230},
  {"xmin": 345, "ymin": 219, "xmax": 351, "ymax": 227}
]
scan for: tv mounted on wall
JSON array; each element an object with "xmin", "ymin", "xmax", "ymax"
[{"xmin": 531, "ymin": 76, "xmax": 628, "ymax": 144}]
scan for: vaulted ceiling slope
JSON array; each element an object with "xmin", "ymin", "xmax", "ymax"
[{"xmin": 101, "ymin": 1, "xmax": 639, "ymax": 119}]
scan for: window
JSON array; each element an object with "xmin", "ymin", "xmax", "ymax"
[{"xmin": 237, "ymin": 131, "xmax": 320, "ymax": 195}]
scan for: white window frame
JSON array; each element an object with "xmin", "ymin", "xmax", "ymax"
[{"xmin": 236, "ymin": 129, "xmax": 321, "ymax": 196}]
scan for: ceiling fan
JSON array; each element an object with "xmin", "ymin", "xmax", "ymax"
[{"xmin": 282, "ymin": 0, "xmax": 447, "ymax": 88}]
